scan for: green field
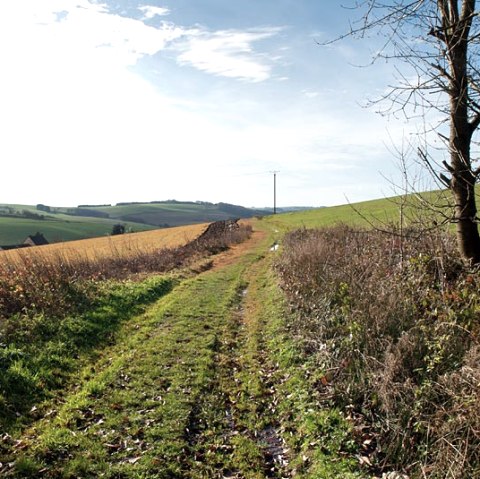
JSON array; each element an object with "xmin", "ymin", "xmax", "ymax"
[
  {"xmin": 0, "ymin": 214, "xmax": 155, "ymax": 246},
  {"xmin": 263, "ymin": 189, "xmax": 453, "ymax": 232},
  {"xmin": 0, "ymin": 201, "xmax": 269, "ymax": 245},
  {"xmin": 0, "ymin": 188, "xmax": 457, "ymax": 246},
  {"xmin": 82, "ymin": 201, "xmax": 267, "ymax": 227}
]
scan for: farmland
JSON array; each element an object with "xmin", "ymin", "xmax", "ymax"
[
  {"xmin": 263, "ymin": 188, "xmax": 453, "ymax": 232},
  {"xmin": 0, "ymin": 201, "xmax": 270, "ymax": 246},
  {"xmin": 80, "ymin": 201, "xmax": 267, "ymax": 226},
  {"xmin": 0, "ymin": 223, "xmax": 207, "ymax": 263},
  {"xmin": 0, "ymin": 214, "xmax": 155, "ymax": 246}
]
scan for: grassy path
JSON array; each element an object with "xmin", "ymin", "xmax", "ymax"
[{"xmin": 1, "ymin": 225, "xmax": 365, "ymax": 478}]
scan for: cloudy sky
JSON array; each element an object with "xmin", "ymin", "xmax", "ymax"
[{"xmin": 0, "ymin": 0, "xmax": 417, "ymax": 208}]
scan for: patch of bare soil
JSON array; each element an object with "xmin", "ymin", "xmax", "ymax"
[{"xmin": 211, "ymin": 227, "xmax": 267, "ymax": 270}]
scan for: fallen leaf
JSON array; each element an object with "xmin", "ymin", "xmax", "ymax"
[{"xmin": 359, "ymin": 455, "xmax": 372, "ymax": 466}]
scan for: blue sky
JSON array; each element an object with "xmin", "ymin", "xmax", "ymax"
[{"xmin": 0, "ymin": 0, "xmax": 414, "ymax": 208}]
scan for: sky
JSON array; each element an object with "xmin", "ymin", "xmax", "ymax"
[{"xmin": 0, "ymin": 0, "xmax": 420, "ymax": 208}]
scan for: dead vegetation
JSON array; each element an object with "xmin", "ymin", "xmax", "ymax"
[{"xmin": 276, "ymin": 224, "xmax": 480, "ymax": 478}]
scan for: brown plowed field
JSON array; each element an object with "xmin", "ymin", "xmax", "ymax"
[{"xmin": 0, "ymin": 223, "xmax": 208, "ymax": 263}]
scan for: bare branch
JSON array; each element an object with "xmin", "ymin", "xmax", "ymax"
[{"xmin": 328, "ymin": 0, "xmax": 480, "ymax": 263}]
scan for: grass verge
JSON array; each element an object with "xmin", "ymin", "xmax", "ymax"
[
  {"xmin": 258, "ymin": 255, "xmax": 365, "ymax": 478},
  {"xmin": 1, "ymin": 251, "xmax": 255, "ymax": 477},
  {"xmin": 0, "ymin": 275, "xmax": 175, "ymax": 433}
]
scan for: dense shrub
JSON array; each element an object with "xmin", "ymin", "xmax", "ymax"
[{"xmin": 276, "ymin": 225, "xmax": 480, "ymax": 478}]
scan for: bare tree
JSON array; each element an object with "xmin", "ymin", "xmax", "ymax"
[{"xmin": 334, "ymin": 1, "xmax": 480, "ymax": 264}]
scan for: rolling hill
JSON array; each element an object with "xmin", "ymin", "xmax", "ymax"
[
  {"xmin": 0, "ymin": 213, "xmax": 155, "ymax": 246},
  {"xmin": 0, "ymin": 190, "xmax": 451, "ymax": 246},
  {"xmin": 77, "ymin": 201, "xmax": 268, "ymax": 227},
  {"xmin": 0, "ymin": 201, "xmax": 270, "ymax": 246}
]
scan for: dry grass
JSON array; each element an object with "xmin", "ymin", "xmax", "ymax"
[
  {"xmin": 0, "ymin": 223, "xmax": 207, "ymax": 264},
  {"xmin": 276, "ymin": 225, "xmax": 480, "ymax": 478}
]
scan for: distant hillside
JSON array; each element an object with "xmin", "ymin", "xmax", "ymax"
[
  {"xmin": 262, "ymin": 189, "xmax": 453, "ymax": 232},
  {"xmin": 0, "ymin": 201, "xmax": 269, "ymax": 246},
  {"xmin": 255, "ymin": 206, "xmax": 319, "ymax": 214},
  {"xmin": 78, "ymin": 201, "xmax": 268, "ymax": 227},
  {"xmin": 0, "ymin": 204, "xmax": 156, "ymax": 246}
]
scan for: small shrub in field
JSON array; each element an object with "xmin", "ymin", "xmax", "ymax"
[{"xmin": 276, "ymin": 224, "xmax": 480, "ymax": 478}]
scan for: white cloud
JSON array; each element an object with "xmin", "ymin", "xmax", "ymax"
[
  {"xmin": 0, "ymin": 1, "xmax": 278, "ymax": 82},
  {"xmin": 0, "ymin": 1, "xmax": 187, "ymax": 77},
  {"xmin": 175, "ymin": 28, "xmax": 282, "ymax": 82},
  {"xmin": 302, "ymin": 90, "xmax": 320, "ymax": 98},
  {"xmin": 139, "ymin": 5, "xmax": 170, "ymax": 20},
  {"xmin": 0, "ymin": 0, "xmax": 408, "ymax": 208}
]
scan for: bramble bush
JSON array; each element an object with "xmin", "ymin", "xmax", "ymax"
[{"xmin": 276, "ymin": 225, "xmax": 480, "ymax": 478}]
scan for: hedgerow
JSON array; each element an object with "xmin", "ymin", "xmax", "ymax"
[{"xmin": 276, "ymin": 225, "xmax": 480, "ymax": 478}]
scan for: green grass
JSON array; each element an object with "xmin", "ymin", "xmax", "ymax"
[
  {"xmin": 254, "ymin": 251, "xmax": 364, "ymax": 478},
  {"xmin": 0, "ymin": 216, "xmax": 155, "ymax": 245},
  {"xmin": 4, "ymin": 257, "xmax": 253, "ymax": 477},
  {"xmin": 0, "ymin": 276, "xmax": 174, "ymax": 433},
  {"xmin": 263, "ymin": 190, "xmax": 454, "ymax": 232}
]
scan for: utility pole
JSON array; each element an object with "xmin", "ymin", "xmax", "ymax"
[{"xmin": 270, "ymin": 171, "xmax": 279, "ymax": 214}]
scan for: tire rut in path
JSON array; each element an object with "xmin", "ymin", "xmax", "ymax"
[{"xmin": 185, "ymin": 253, "xmax": 291, "ymax": 479}]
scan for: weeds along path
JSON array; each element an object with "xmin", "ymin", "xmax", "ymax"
[{"xmin": 1, "ymin": 223, "xmax": 365, "ymax": 478}]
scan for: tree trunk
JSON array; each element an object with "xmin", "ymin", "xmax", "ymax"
[
  {"xmin": 451, "ymin": 159, "xmax": 480, "ymax": 264},
  {"xmin": 447, "ymin": 0, "xmax": 480, "ymax": 264},
  {"xmin": 449, "ymin": 58, "xmax": 480, "ymax": 264}
]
